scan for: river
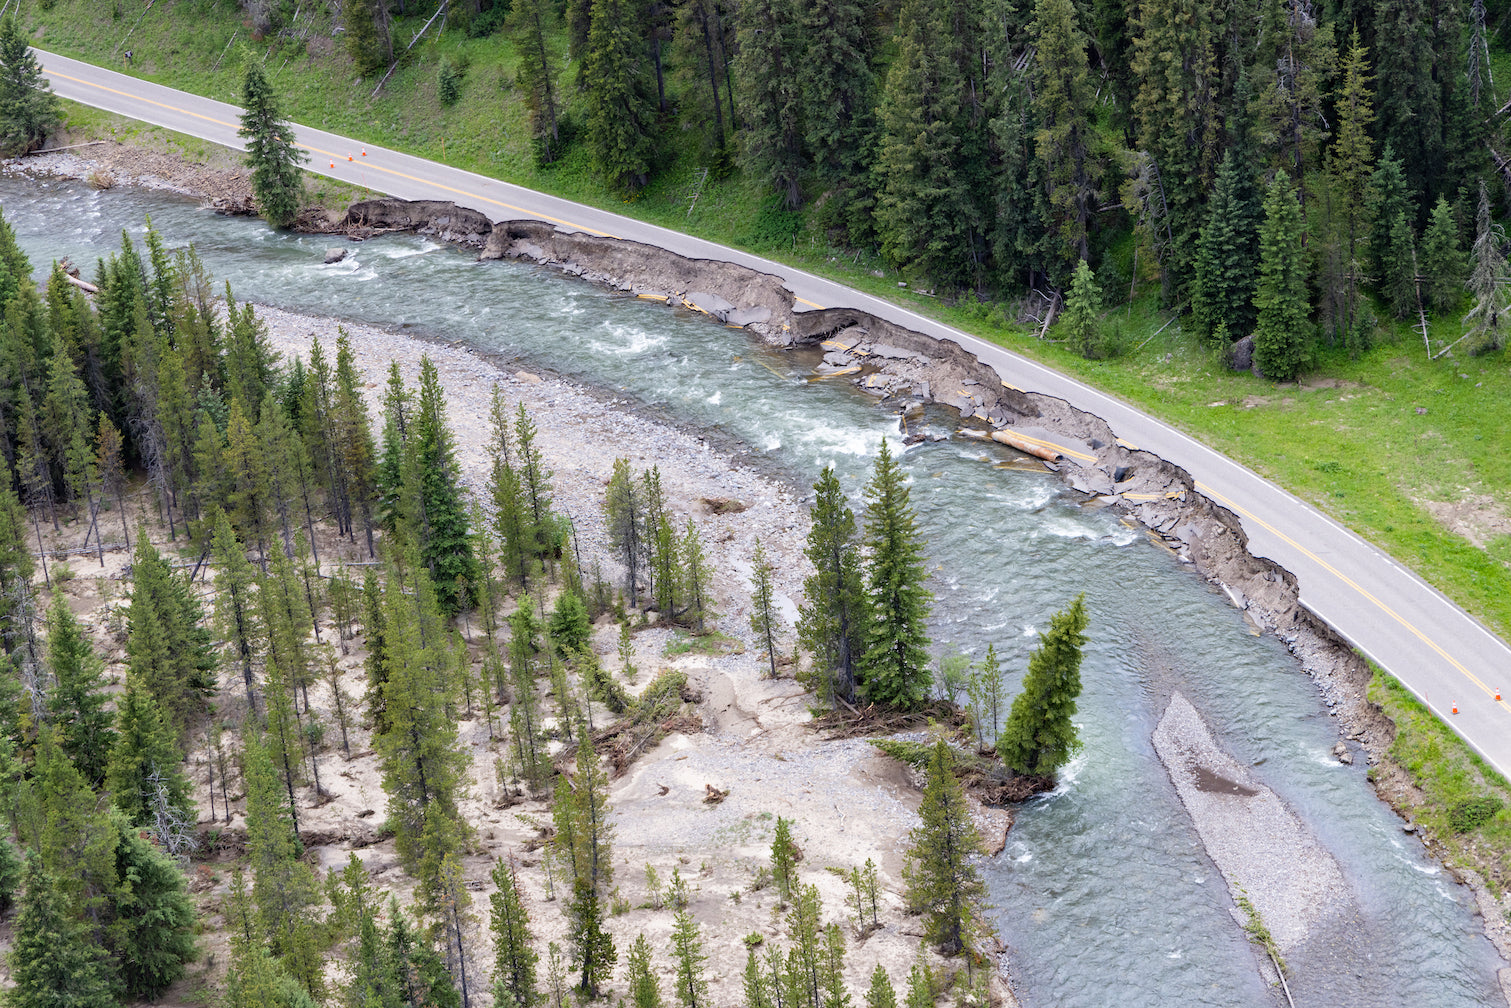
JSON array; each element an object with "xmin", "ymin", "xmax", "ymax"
[{"xmin": 0, "ymin": 175, "xmax": 1503, "ymax": 1007}]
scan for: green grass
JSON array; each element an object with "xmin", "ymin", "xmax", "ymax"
[
  {"xmin": 1370, "ymin": 668, "xmax": 1511, "ymax": 890},
  {"xmin": 23, "ymin": 0, "xmax": 1511, "ymax": 651}
]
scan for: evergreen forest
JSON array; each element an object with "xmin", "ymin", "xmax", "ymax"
[{"xmin": 15, "ymin": 0, "xmax": 1511, "ymax": 377}]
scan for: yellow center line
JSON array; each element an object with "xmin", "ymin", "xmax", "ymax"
[
  {"xmin": 1196, "ymin": 481, "xmax": 1495, "ymax": 701},
  {"xmin": 54, "ymin": 69, "xmax": 619, "ymax": 239},
  {"xmin": 795, "ymin": 296, "xmax": 825, "ymax": 309}
]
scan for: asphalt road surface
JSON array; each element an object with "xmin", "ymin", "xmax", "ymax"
[{"xmin": 34, "ymin": 49, "xmax": 1511, "ymax": 776}]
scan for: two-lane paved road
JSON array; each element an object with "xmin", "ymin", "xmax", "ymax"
[{"xmin": 34, "ymin": 50, "xmax": 1511, "ymax": 775}]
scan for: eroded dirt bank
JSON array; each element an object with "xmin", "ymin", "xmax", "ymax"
[{"xmin": 332, "ymin": 198, "xmax": 1387, "ymax": 748}]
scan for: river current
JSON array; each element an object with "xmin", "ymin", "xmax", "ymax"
[{"xmin": 1, "ymin": 176, "xmax": 1503, "ymax": 1007}]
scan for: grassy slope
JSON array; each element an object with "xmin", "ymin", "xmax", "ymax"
[{"xmin": 25, "ymin": 1, "xmax": 1511, "ymax": 869}]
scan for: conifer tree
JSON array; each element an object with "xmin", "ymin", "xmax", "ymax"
[
  {"xmin": 488, "ymin": 387, "xmax": 530, "ymax": 587},
  {"xmin": 94, "ymin": 416, "xmax": 130, "ymax": 552},
  {"xmin": 1191, "ymin": 152, "xmax": 1261, "ymax": 341},
  {"xmin": 801, "ymin": 0, "xmax": 877, "ymax": 234},
  {"xmin": 1058, "ymin": 258, "xmax": 1103, "ymax": 358},
  {"xmin": 605, "ymin": 459, "xmax": 644, "ymax": 605},
  {"xmin": 1129, "ymin": 0, "xmax": 1220, "ymax": 294},
  {"xmin": 33, "ymin": 731, "xmax": 116, "ymax": 910},
  {"xmin": 545, "ymin": 592, "xmax": 588, "ymax": 660},
  {"xmin": 903, "ymin": 962, "xmax": 932, "ymax": 1008},
  {"xmin": 105, "ymin": 676, "xmax": 192, "ymax": 827},
  {"xmin": 244, "ymin": 731, "xmax": 325, "ymax": 994},
  {"xmin": 628, "ymin": 933, "xmax": 664, "ymax": 1008},
  {"xmin": 491, "ymin": 857, "xmax": 539, "ymax": 1008},
  {"xmin": 743, "ymin": 946, "xmax": 772, "ymax": 1008},
  {"xmin": 0, "ymin": 834, "xmax": 20, "ymax": 914},
  {"xmin": 858, "ymin": 440, "xmax": 932, "ymax": 709},
  {"xmin": 43, "ymin": 596, "xmax": 114, "ymax": 784},
  {"xmin": 1369, "ymin": 146, "xmax": 1418, "ymax": 319},
  {"xmin": 786, "ymin": 883, "xmax": 825, "ymax": 1008},
  {"xmin": 412, "ymin": 358, "xmax": 480, "ymax": 614},
  {"xmin": 679, "ymin": 519, "xmax": 712, "ymax": 634},
  {"xmin": 671, "ymin": 0, "xmax": 738, "ymax": 158},
  {"xmin": 0, "ymin": 16, "xmax": 61, "ymax": 157},
  {"xmin": 508, "ymin": 603, "xmax": 551, "ymax": 790},
  {"xmin": 997, "ymin": 594, "xmax": 1088, "ymax": 777},
  {"xmin": 513, "ymin": 401, "xmax": 555, "ymax": 552},
  {"xmin": 1371, "ymin": 0, "xmax": 1451, "ymax": 200},
  {"xmin": 212, "ymin": 510, "xmax": 265, "ymax": 712},
  {"xmin": 771, "ymin": 817, "xmax": 800, "ymax": 902},
  {"xmin": 1031, "ymin": 0, "xmax": 1103, "ymax": 270},
  {"xmin": 0, "ymin": 481, "xmax": 35, "ymax": 656},
  {"xmin": 798, "ymin": 467, "xmax": 864, "ymax": 705},
  {"xmin": 333, "ymin": 333, "xmax": 378, "ymax": 555},
  {"xmin": 125, "ymin": 535, "xmax": 216, "ymax": 737},
  {"xmin": 749, "ymin": 538, "xmax": 780, "ymax": 679},
  {"xmin": 1252, "ymin": 170, "xmax": 1311, "ymax": 382},
  {"xmin": 865, "ymin": 965, "xmax": 897, "ymax": 1008},
  {"xmin": 1421, "ymin": 195, "xmax": 1467, "ymax": 315},
  {"xmin": 735, "ymin": 0, "xmax": 806, "ymax": 208},
  {"xmin": 342, "ymin": 0, "xmax": 392, "ymax": 76},
  {"xmin": 902, "ymin": 737, "xmax": 983, "ymax": 956},
  {"xmin": 965, "ymin": 643, "xmax": 1005, "ymax": 748},
  {"xmin": 1248, "ymin": 0, "xmax": 1335, "ymax": 196},
  {"xmin": 557, "ymin": 732, "xmax": 616, "ymax": 996},
  {"xmin": 584, "ymin": 0, "xmax": 658, "ymax": 190},
  {"xmin": 671, "ymin": 907, "xmax": 711, "ymax": 1008},
  {"xmin": 110, "ymin": 820, "xmax": 199, "ymax": 1000},
  {"xmin": 1463, "ymin": 181, "xmax": 1509, "ymax": 355},
  {"xmin": 509, "ymin": 0, "xmax": 565, "ymax": 164},
  {"xmin": 374, "ymin": 565, "xmax": 471, "ymax": 901},
  {"xmin": 874, "ymin": 0, "xmax": 979, "ymax": 287},
  {"xmin": 1321, "ymin": 29, "xmax": 1376, "ymax": 349},
  {"xmin": 8, "ymin": 855, "xmax": 115, "ymax": 1008},
  {"xmin": 225, "ymin": 396, "xmax": 274, "ymax": 561},
  {"xmin": 239, "ymin": 59, "xmax": 306, "ymax": 229}
]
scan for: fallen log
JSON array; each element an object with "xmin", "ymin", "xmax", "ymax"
[{"xmin": 990, "ymin": 428, "xmax": 1063, "ymax": 462}]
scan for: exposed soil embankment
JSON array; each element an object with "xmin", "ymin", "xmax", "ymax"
[{"xmin": 328, "ymin": 198, "xmax": 1392, "ymax": 762}]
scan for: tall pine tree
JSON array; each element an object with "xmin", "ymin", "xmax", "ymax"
[
  {"xmin": 1251, "ymin": 170, "xmax": 1311, "ymax": 382},
  {"xmin": 996, "ymin": 594, "xmax": 1088, "ymax": 778},
  {"xmin": 858, "ymin": 440, "xmax": 932, "ymax": 709}
]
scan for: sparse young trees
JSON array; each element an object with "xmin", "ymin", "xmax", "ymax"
[{"xmin": 749, "ymin": 538, "xmax": 780, "ymax": 679}]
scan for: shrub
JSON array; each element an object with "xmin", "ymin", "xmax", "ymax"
[
  {"xmin": 1449, "ymin": 796, "xmax": 1503, "ymax": 834},
  {"xmin": 438, "ymin": 60, "xmax": 463, "ymax": 106}
]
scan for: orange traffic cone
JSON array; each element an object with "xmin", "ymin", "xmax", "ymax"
[
  {"xmin": 329, "ymin": 162, "xmax": 335, "ymax": 168},
  {"xmin": 361, "ymin": 150, "xmax": 367, "ymax": 156},
  {"xmin": 347, "ymin": 154, "xmax": 353, "ymax": 161},
  {"xmin": 1452, "ymin": 703, "xmax": 1459, "ymax": 714}
]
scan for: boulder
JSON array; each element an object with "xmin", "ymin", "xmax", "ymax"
[
  {"xmin": 324, "ymin": 247, "xmax": 348, "ymax": 264},
  {"xmin": 1227, "ymin": 334, "xmax": 1255, "ymax": 372}
]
